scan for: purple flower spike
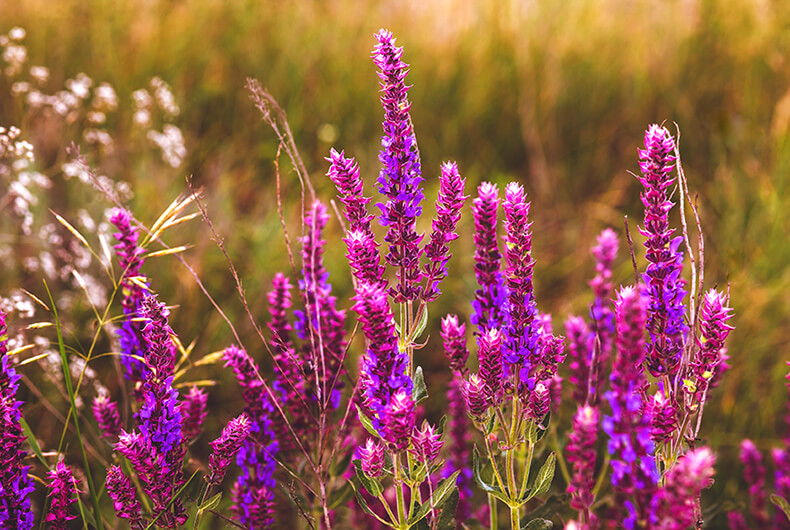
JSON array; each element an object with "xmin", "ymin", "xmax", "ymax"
[
  {"xmin": 652, "ymin": 447, "xmax": 716, "ymax": 529},
  {"xmin": 411, "ymin": 422, "xmax": 443, "ymax": 463},
  {"xmin": 207, "ymin": 414, "xmax": 251, "ymax": 486},
  {"xmin": 422, "ymin": 161, "xmax": 467, "ymax": 301},
  {"xmin": 352, "ymin": 281, "xmax": 411, "ymax": 428},
  {"xmin": 566, "ymin": 405, "xmax": 600, "ymax": 529},
  {"xmin": 327, "ymin": 148, "xmax": 374, "ymax": 233},
  {"xmin": 138, "ymin": 295, "xmax": 177, "ymax": 381},
  {"xmin": 502, "ymin": 182, "xmax": 538, "ymax": 369},
  {"xmin": 110, "ymin": 208, "xmax": 148, "ymax": 386},
  {"xmin": 0, "ymin": 312, "xmax": 35, "ymax": 530},
  {"xmin": 528, "ymin": 382, "xmax": 550, "ymax": 421},
  {"xmin": 92, "ymin": 390, "xmax": 122, "ymax": 439},
  {"xmin": 471, "ymin": 182, "xmax": 507, "ymax": 333},
  {"xmin": 565, "ymin": 315, "xmax": 593, "ymax": 405},
  {"xmin": 441, "ymin": 314, "xmax": 469, "ymax": 376},
  {"xmin": 382, "ymin": 390, "xmax": 415, "ymax": 452},
  {"xmin": 589, "ymin": 228, "xmax": 618, "ymax": 395},
  {"xmin": 373, "ymin": 29, "xmax": 425, "ymax": 302},
  {"xmin": 45, "ymin": 461, "xmax": 79, "ymax": 529},
  {"xmin": 180, "ymin": 386, "xmax": 208, "ymax": 443},
  {"xmin": 691, "ymin": 289, "xmax": 733, "ymax": 395},
  {"xmin": 359, "ymin": 438, "xmax": 385, "ymax": 478},
  {"xmin": 739, "ymin": 439, "xmax": 768, "ymax": 527},
  {"xmin": 106, "ymin": 465, "xmax": 142, "ymax": 525},
  {"xmin": 602, "ymin": 286, "xmax": 657, "ymax": 528},
  {"xmin": 345, "ymin": 229, "xmax": 387, "ymax": 290},
  {"xmin": 637, "ymin": 124, "xmax": 687, "ymax": 377},
  {"xmin": 445, "ymin": 377, "xmax": 472, "ymax": 521},
  {"xmin": 463, "ymin": 374, "xmax": 488, "ymax": 418},
  {"xmin": 478, "ymin": 328, "xmax": 504, "ymax": 407}
]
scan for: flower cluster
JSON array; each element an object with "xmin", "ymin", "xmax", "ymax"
[
  {"xmin": 224, "ymin": 345, "xmax": 279, "ymax": 529},
  {"xmin": 566, "ymin": 404, "xmax": 600, "ymax": 529},
  {"xmin": 0, "ymin": 311, "xmax": 35, "ymax": 530},
  {"xmin": 638, "ymin": 124, "xmax": 687, "ymax": 377},
  {"xmin": 589, "ymin": 228, "xmax": 618, "ymax": 395},
  {"xmin": 110, "ymin": 208, "xmax": 148, "ymax": 387},
  {"xmin": 373, "ymin": 29, "xmax": 425, "ymax": 302},
  {"xmin": 470, "ymin": 182, "xmax": 507, "ymax": 334},
  {"xmin": 603, "ymin": 286, "xmax": 658, "ymax": 528},
  {"xmin": 45, "ymin": 461, "xmax": 79, "ymax": 529}
]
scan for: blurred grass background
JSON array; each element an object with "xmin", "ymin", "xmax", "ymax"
[{"xmin": 2, "ymin": 0, "xmax": 790, "ymax": 522}]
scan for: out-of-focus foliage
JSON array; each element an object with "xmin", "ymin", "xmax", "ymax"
[{"xmin": 2, "ymin": 0, "xmax": 790, "ymax": 522}]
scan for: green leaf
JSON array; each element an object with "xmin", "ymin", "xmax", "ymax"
[
  {"xmin": 20, "ymin": 417, "xmax": 48, "ymax": 468},
  {"xmin": 351, "ymin": 483, "xmax": 390, "ymax": 525},
  {"xmin": 354, "ymin": 461, "xmax": 383, "ymax": 497},
  {"xmin": 436, "ymin": 415, "xmax": 448, "ymax": 435},
  {"xmin": 537, "ymin": 409, "xmax": 551, "ymax": 441},
  {"xmin": 521, "ymin": 518, "xmax": 553, "ymax": 529},
  {"xmin": 356, "ymin": 405, "xmax": 380, "ymax": 439},
  {"xmin": 771, "ymin": 494, "xmax": 790, "ymax": 521},
  {"xmin": 328, "ymin": 481, "xmax": 355, "ymax": 510},
  {"xmin": 197, "ymin": 492, "xmax": 223, "ymax": 513},
  {"xmin": 473, "ymin": 447, "xmax": 510, "ymax": 503},
  {"xmin": 409, "ymin": 518, "xmax": 431, "ymax": 530},
  {"xmin": 526, "ymin": 420, "xmax": 538, "ymax": 444},
  {"xmin": 413, "ymin": 304, "xmax": 429, "ymax": 339},
  {"xmin": 407, "ymin": 472, "xmax": 460, "ymax": 525},
  {"xmin": 413, "ymin": 366, "xmax": 428, "ymax": 404},
  {"xmin": 485, "ymin": 412, "xmax": 497, "ymax": 435},
  {"xmin": 522, "ymin": 453, "xmax": 556, "ymax": 503},
  {"xmin": 435, "ymin": 486, "xmax": 459, "ymax": 530}
]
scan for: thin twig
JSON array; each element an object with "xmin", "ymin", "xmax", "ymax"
[{"xmin": 623, "ymin": 216, "xmax": 639, "ymax": 284}]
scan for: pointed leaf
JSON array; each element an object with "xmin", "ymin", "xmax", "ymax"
[
  {"xmin": 351, "ymin": 483, "xmax": 391, "ymax": 525},
  {"xmin": 771, "ymin": 494, "xmax": 790, "ymax": 521},
  {"xmin": 523, "ymin": 453, "xmax": 556, "ymax": 503},
  {"xmin": 197, "ymin": 492, "xmax": 223, "ymax": 513},
  {"xmin": 413, "ymin": 304, "xmax": 429, "ymax": 339},
  {"xmin": 356, "ymin": 405, "xmax": 380, "ymax": 438},
  {"xmin": 435, "ymin": 486, "xmax": 459, "ymax": 530},
  {"xmin": 413, "ymin": 366, "xmax": 428, "ymax": 404},
  {"xmin": 408, "ymin": 472, "xmax": 460, "ymax": 525}
]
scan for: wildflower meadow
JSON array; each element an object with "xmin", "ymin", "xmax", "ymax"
[{"xmin": 1, "ymin": 5, "xmax": 790, "ymax": 529}]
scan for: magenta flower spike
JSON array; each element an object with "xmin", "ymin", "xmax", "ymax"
[
  {"xmin": 602, "ymin": 286, "xmax": 658, "ymax": 528},
  {"xmin": 410, "ymin": 421, "xmax": 443, "ymax": 463},
  {"xmin": 359, "ymin": 438, "xmax": 386, "ymax": 478},
  {"xmin": 565, "ymin": 315, "xmax": 593, "ymax": 405},
  {"xmin": 106, "ymin": 465, "xmax": 143, "ymax": 525},
  {"xmin": 445, "ymin": 376, "xmax": 472, "ymax": 521},
  {"xmin": 691, "ymin": 289, "xmax": 733, "ymax": 395},
  {"xmin": 45, "ymin": 461, "xmax": 79, "ymax": 529},
  {"xmin": 92, "ymin": 390, "xmax": 123, "ymax": 440},
  {"xmin": 463, "ymin": 373, "xmax": 489, "ymax": 418},
  {"xmin": 352, "ymin": 280, "xmax": 411, "ymax": 429},
  {"xmin": 382, "ymin": 389, "xmax": 416, "ymax": 452},
  {"xmin": 589, "ymin": 228, "xmax": 618, "ymax": 395},
  {"xmin": 566, "ymin": 404, "xmax": 600, "ymax": 529},
  {"xmin": 327, "ymin": 147, "xmax": 375, "ymax": 233},
  {"xmin": 373, "ymin": 28, "xmax": 425, "ymax": 302},
  {"xmin": 652, "ymin": 447, "xmax": 716, "ymax": 529},
  {"xmin": 739, "ymin": 439, "xmax": 768, "ymax": 527},
  {"xmin": 422, "ymin": 161, "xmax": 467, "ymax": 301},
  {"xmin": 0, "ymin": 311, "xmax": 35, "ymax": 530},
  {"xmin": 501, "ymin": 182, "xmax": 538, "ymax": 371},
  {"xmin": 478, "ymin": 327, "xmax": 504, "ymax": 407},
  {"xmin": 647, "ymin": 390, "xmax": 678, "ymax": 446},
  {"xmin": 441, "ymin": 314, "xmax": 469, "ymax": 376},
  {"xmin": 179, "ymin": 385, "xmax": 208, "ymax": 443},
  {"xmin": 223, "ymin": 346, "xmax": 279, "ymax": 529},
  {"xmin": 295, "ymin": 200, "xmax": 348, "ymax": 410},
  {"xmin": 207, "ymin": 414, "xmax": 251, "ymax": 486},
  {"xmin": 110, "ymin": 208, "xmax": 148, "ymax": 386},
  {"xmin": 471, "ymin": 182, "xmax": 507, "ymax": 333},
  {"xmin": 637, "ymin": 124, "xmax": 687, "ymax": 378}
]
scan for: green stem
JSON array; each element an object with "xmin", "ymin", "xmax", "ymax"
[
  {"xmin": 192, "ymin": 482, "xmax": 211, "ymax": 529},
  {"xmin": 484, "ymin": 435, "xmax": 508, "ymax": 495},
  {"xmin": 519, "ymin": 441, "xmax": 534, "ymax": 499},
  {"xmin": 505, "ymin": 448, "xmax": 519, "ymax": 530},
  {"xmin": 488, "ymin": 493, "xmax": 498, "ymax": 530},
  {"xmin": 394, "ymin": 453, "xmax": 408, "ymax": 529}
]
